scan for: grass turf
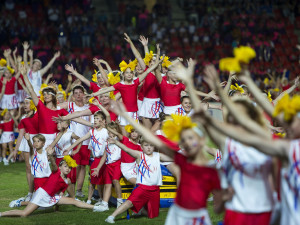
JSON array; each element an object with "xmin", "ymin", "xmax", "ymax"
[{"xmin": 0, "ymin": 162, "xmax": 223, "ymax": 225}]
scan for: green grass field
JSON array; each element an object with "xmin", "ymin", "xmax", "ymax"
[{"xmin": 0, "ymin": 162, "xmax": 223, "ymax": 225}]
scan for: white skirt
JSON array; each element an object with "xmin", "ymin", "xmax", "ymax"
[
  {"xmin": 164, "ymin": 105, "xmax": 182, "ymax": 115},
  {"xmin": 30, "ymin": 187, "xmax": 62, "ymax": 207},
  {"xmin": 41, "ymin": 133, "xmax": 56, "ymax": 151},
  {"xmin": 139, "ymin": 98, "xmax": 163, "ymax": 119},
  {"xmin": 16, "ymin": 90, "xmax": 28, "ymax": 103},
  {"xmin": 0, "ymin": 94, "xmax": 19, "ymax": 109},
  {"xmin": 137, "ymin": 100, "xmax": 143, "ymax": 118},
  {"xmin": 0, "ymin": 131, "xmax": 15, "ymax": 143},
  {"xmin": 118, "ymin": 111, "xmax": 138, "ymax": 126},
  {"xmin": 165, "ymin": 204, "xmax": 212, "ymax": 225},
  {"xmin": 121, "ymin": 162, "xmax": 137, "ymax": 181},
  {"xmin": 19, "ymin": 134, "xmax": 37, "ymax": 152}
]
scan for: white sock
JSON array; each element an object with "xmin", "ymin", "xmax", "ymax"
[
  {"xmin": 108, "ymin": 216, "xmax": 115, "ymax": 219},
  {"xmin": 102, "ymin": 201, "xmax": 108, "ymax": 207}
]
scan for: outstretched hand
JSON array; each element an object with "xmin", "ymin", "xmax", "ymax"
[
  {"xmin": 170, "ymin": 59, "xmax": 196, "ymax": 83},
  {"xmin": 139, "ymin": 35, "xmax": 148, "ymax": 46},
  {"xmin": 52, "ymin": 115, "xmax": 64, "ymax": 123},
  {"xmin": 294, "ymin": 76, "xmax": 300, "ymax": 86},
  {"xmin": 65, "ymin": 64, "xmax": 76, "ymax": 74},
  {"xmin": 107, "ymin": 137, "xmax": 116, "ymax": 144},
  {"xmin": 54, "ymin": 51, "xmax": 61, "ymax": 59},
  {"xmin": 203, "ymin": 64, "xmax": 220, "ymax": 91},
  {"xmin": 22, "ymin": 42, "xmax": 30, "ymax": 50},
  {"xmin": 124, "ymin": 33, "xmax": 131, "ymax": 43},
  {"xmin": 91, "ymin": 168, "xmax": 100, "ymax": 177},
  {"xmin": 93, "ymin": 57, "xmax": 100, "ymax": 67}
]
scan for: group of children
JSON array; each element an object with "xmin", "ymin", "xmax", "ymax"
[{"xmin": 0, "ymin": 35, "xmax": 299, "ymax": 225}]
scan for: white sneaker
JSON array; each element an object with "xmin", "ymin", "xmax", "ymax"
[
  {"xmin": 86, "ymin": 200, "xmax": 91, "ymax": 204},
  {"xmin": 9, "ymin": 198, "xmax": 24, "ymax": 208},
  {"xmin": 24, "ymin": 194, "xmax": 32, "ymax": 202},
  {"xmin": 76, "ymin": 190, "xmax": 85, "ymax": 198},
  {"xmin": 105, "ymin": 216, "xmax": 115, "ymax": 223},
  {"xmin": 10, "ymin": 158, "xmax": 15, "ymax": 163},
  {"xmin": 94, "ymin": 201, "xmax": 103, "ymax": 206},
  {"xmin": 93, "ymin": 204, "xmax": 109, "ymax": 212},
  {"xmin": 3, "ymin": 158, "xmax": 9, "ymax": 166}
]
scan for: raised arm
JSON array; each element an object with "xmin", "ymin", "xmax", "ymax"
[
  {"xmin": 28, "ymin": 49, "xmax": 33, "ymax": 69},
  {"xmin": 93, "ymin": 58, "xmax": 109, "ymax": 86},
  {"xmin": 108, "ymin": 138, "xmax": 141, "ymax": 159},
  {"xmin": 65, "ymin": 74, "xmax": 73, "ymax": 94},
  {"xmin": 91, "ymin": 86, "xmax": 115, "ymax": 98},
  {"xmin": 0, "ymin": 78, "xmax": 7, "ymax": 101},
  {"xmin": 124, "ymin": 33, "xmax": 146, "ymax": 70},
  {"xmin": 22, "ymin": 42, "xmax": 30, "ymax": 70},
  {"xmin": 20, "ymin": 64, "xmax": 39, "ymax": 105},
  {"xmin": 224, "ymin": 72, "xmax": 237, "ymax": 94},
  {"xmin": 40, "ymin": 51, "xmax": 60, "ymax": 76},
  {"xmin": 24, "ymin": 133, "xmax": 34, "ymax": 156},
  {"xmin": 45, "ymin": 132, "xmax": 64, "ymax": 151},
  {"xmin": 65, "ymin": 64, "xmax": 91, "ymax": 87},
  {"xmin": 273, "ymin": 76, "xmax": 300, "ymax": 105},
  {"xmin": 65, "ymin": 132, "xmax": 91, "ymax": 153},
  {"xmin": 106, "ymin": 127, "xmax": 123, "ymax": 140},
  {"xmin": 44, "ymin": 73, "xmax": 53, "ymax": 85},
  {"xmin": 138, "ymin": 35, "xmax": 149, "ymax": 55},
  {"xmin": 99, "ymin": 59, "xmax": 113, "ymax": 74},
  {"xmin": 52, "ymin": 108, "xmax": 92, "ymax": 123},
  {"xmin": 91, "ymin": 99, "xmax": 111, "ymax": 123}
]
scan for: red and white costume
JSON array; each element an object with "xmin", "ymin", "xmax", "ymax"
[
  {"xmin": 27, "ymin": 70, "xmax": 42, "ymax": 96},
  {"xmin": 88, "ymin": 104, "xmax": 118, "ymax": 122},
  {"xmin": 36, "ymin": 100, "xmax": 68, "ymax": 150},
  {"xmin": 139, "ymin": 72, "xmax": 163, "ymax": 119},
  {"xmin": 103, "ymin": 141, "xmax": 121, "ymax": 184},
  {"xmin": 30, "ymin": 170, "xmax": 69, "ymax": 207},
  {"xmin": 0, "ymin": 119, "xmax": 15, "ymax": 143},
  {"xmin": 0, "ymin": 76, "xmax": 18, "ymax": 109},
  {"xmin": 113, "ymin": 79, "xmax": 140, "ymax": 126},
  {"xmin": 120, "ymin": 136, "xmax": 143, "ymax": 181},
  {"xmin": 18, "ymin": 112, "xmax": 39, "ymax": 152},
  {"xmin": 128, "ymin": 152, "xmax": 162, "ymax": 218},
  {"xmin": 67, "ymin": 102, "xmax": 91, "ymax": 165},
  {"xmin": 89, "ymin": 81, "xmax": 101, "ymax": 101},
  {"xmin": 31, "ymin": 148, "xmax": 52, "ymax": 191},
  {"xmin": 222, "ymin": 138, "xmax": 273, "ymax": 225},
  {"xmin": 89, "ymin": 128, "xmax": 109, "ymax": 185},
  {"xmin": 16, "ymin": 75, "xmax": 28, "ymax": 103},
  {"xmin": 165, "ymin": 153, "xmax": 221, "ymax": 225},
  {"xmin": 280, "ymin": 139, "xmax": 300, "ymax": 225},
  {"xmin": 160, "ymin": 77, "xmax": 185, "ymax": 115}
]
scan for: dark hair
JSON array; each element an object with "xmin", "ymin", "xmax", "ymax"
[
  {"xmin": 42, "ymin": 87, "xmax": 57, "ymax": 108},
  {"xmin": 159, "ymin": 112, "xmax": 167, "ymax": 122},
  {"xmin": 94, "ymin": 110, "xmax": 106, "ymax": 121},
  {"xmin": 33, "ymin": 134, "xmax": 46, "ymax": 143},
  {"xmin": 106, "ymin": 121, "xmax": 121, "ymax": 133},
  {"xmin": 59, "ymin": 159, "xmax": 69, "ymax": 167},
  {"xmin": 72, "ymin": 85, "xmax": 85, "ymax": 94},
  {"xmin": 180, "ymin": 95, "xmax": 190, "ymax": 103}
]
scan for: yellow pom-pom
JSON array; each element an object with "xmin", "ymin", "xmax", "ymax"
[
  {"xmin": 233, "ymin": 46, "xmax": 256, "ymax": 64},
  {"xmin": 89, "ymin": 97, "xmax": 96, "ymax": 104},
  {"xmin": 219, "ymin": 57, "xmax": 241, "ymax": 73},
  {"xmin": 1, "ymin": 108, "xmax": 8, "ymax": 117},
  {"xmin": 144, "ymin": 51, "xmax": 154, "ymax": 66},
  {"xmin": 0, "ymin": 58, "xmax": 7, "ymax": 67},
  {"xmin": 272, "ymin": 94, "xmax": 300, "ymax": 121},
  {"xmin": 63, "ymin": 155, "xmax": 78, "ymax": 168},
  {"xmin": 124, "ymin": 124, "xmax": 134, "ymax": 133},
  {"xmin": 108, "ymin": 72, "xmax": 121, "ymax": 85},
  {"xmin": 162, "ymin": 114, "xmax": 197, "ymax": 142},
  {"xmin": 230, "ymin": 83, "xmax": 244, "ymax": 94},
  {"xmin": 161, "ymin": 56, "xmax": 172, "ymax": 68},
  {"xmin": 109, "ymin": 91, "xmax": 116, "ymax": 100},
  {"xmin": 7, "ymin": 66, "xmax": 14, "ymax": 74},
  {"xmin": 92, "ymin": 70, "xmax": 98, "ymax": 82},
  {"xmin": 58, "ymin": 84, "xmax": 63, "ymax": 91},
  {"xmin": 267, "ymin": 91, "xmax": 272, "ymax": 102},
  {"xmin": 29, "ymin": 100, "xmax": 37, "ymax": 111},
  {"xmin": 264, "ymin": 78, "xmax": 269, "ymax": 85}
]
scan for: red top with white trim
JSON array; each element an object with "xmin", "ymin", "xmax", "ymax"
[
  {"xmin": 18, "ymin": 112, "xmax": 39, "ymax": 134},
  {"xmin": 120, "ymin": 136, "xmax": 143, "ymax": 163},
  {"xmin": 113, "ymin": 78, "xmax": 140, "ymax": 112},
  {"xmin": 175, "ymin": 153, "xmax": 221, "ymax": 209},
  {"xmin": 37, "ymin": 100, "xmax": 68, "ymax": 134},
  {"xmin": 90, "ymin": 82, "xmax": 101, "ymax": 100},
  {"xmin": 143, "ymin": 72, "xmax": 160, "ymax": 99},
  {"xmin": 42, "ymin": 170, "xmax": 69, "ymax": 196},
  {"xmin": 2, "ymin": 77, "xmax": 16, "ymax": 94},
  {"xmin": 88, "ymin": 105, "xmax": 117, "ymax": 121},
  {"xmin": 1, "ymin": 119, "xmax": 14, "ymax": 132},
  {"xmin": 159, "ymin": 77, "xmax": 185, "ymax": 106}
]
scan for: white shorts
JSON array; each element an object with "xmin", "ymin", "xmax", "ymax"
[
  {"xmin": 121, "ymin": 162, "xmax": 137, "ymax": 181},
  {"xmin": 19, "ymin": 134, "xmax": 37, "ymax": 152},
  {"xmin": 16, "ymin": 90, "xmax": 28, "ymax": 103},
  {"xmin": 165, "ymin": 204, "xmax": 212, "ymax": 225},
  {"xmin": 0, "ymin": 94, "xmax": 19, "ymax": 109},
  {"xmin": 118, "ymin": 112, "xmax": 138, "ymax": 126},
  {"xmin": 164, "ymin": 105, "xmax": 182, "ymax": 115},
  {"xmin": 139, "ymin": 98, "xmax": 163, "ymax": 119},
  {"xmin": 30, "ymin": 187, "xmax": 62, "ymax": 207},
  {"xmin": 0, "ymin": 131, "xmax": 15, "ymax": 143}
]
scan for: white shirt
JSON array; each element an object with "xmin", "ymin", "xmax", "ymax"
[
  {"xmin": 280, "ymin": 139, "xmax": 300, "ymax": 225},
  {"xmin": 30, "ymin": 149, "xmax": 51, "ymax": 178},
  {"xmin": 221, "ymin": 138, "xmax": 273, "ymax": 213},
  {"xmin": 105, "ymin": 142, "xmax": 121, "ymax": 164},
  {"xmin": 136, "ymin": 152, "xmax": 162, "ymax": 186},
  {"xmin": 89, "ymin": 128, "xmax": 109, "ymax": 158},
  {"xmin": 55, "ymin": 130, "xmax": 73, "ymax": 158},
  {"xmin": 27, "ymin": 70, "xmax": 42, "ymax": 96}
]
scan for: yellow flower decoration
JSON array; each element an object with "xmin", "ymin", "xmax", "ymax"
[
  {"xmin": 267, "ymin": 91, "xmax": 272, "ymax": 102},
  {"xmin": 273, "ymin": 94, "xmax": 300, "ymax": 121},
  {"xmin": 230, "ymin": 83, "xmax": 244, "ymax": 94},
  {"xmin": 275, "ymin": 133, "xmax": 286, "ymax": 138},
  {"xmin": 219, "ymin": 57, "xmax": 241, "ymax": 73},
  {"xmin": 63, "ymin": 155, "xmax": 78, "ymax": 168},
  {"xmin": 125, "ymin": 124, "xmax": 134, "ymax": 133},
  {"xmin": 92, "ymin": 70, "xmax": 98, "ymax": 82},
  {"xmin": 264, "ymin": 78, "xmax": 269, "ymax": 85},
  {"xmin": 58, "ymin": 84, "xmax": 63, "ymax": 91},
  {"xmin": 29, "ymin": 99, "xmax": 37, "ymax": 111},
  {"xmin": 144, "ymin": 51, "xmax": 154, "ymax": 66},
  {"xmin": 7, "ymin": 66, "xmax": 14, "ymax": 74},
  {"xmin": 119, "ymin": 60, "xmax": 137, "ymax": 72},
  {"xmin": 1, "ymin": 108, "xmax": 8, "ymax": 117},
  {"xmin": 108, "ymin": 72, "xmax": 121, "ymax": 85},
  {"xmin": 233, "ymin": 46, "xmax": 256, "ymax": 64},
  {"xmin": 0, "ymin": 58, "xmax": 7, "ymax": 67},
  {"xmin": 89, "ymin": 97, "xmax": 96, "ymax": 104},
  {"xmin": 162, "ymin": 114, "xmax": 197, "ymax": 142},
  {"xmin": 161, "ymin": 56, "xmax": 172, "ymax": 68},
  {"xmin": 109, "ymin": 91, "xmax": 116, "ymax": 100}
]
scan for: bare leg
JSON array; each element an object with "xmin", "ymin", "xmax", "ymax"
[
  {"xmin": 88, "ymin": 184, "xmax": 95, "ymax": 201},
  {"xmin": 8, "ymin": 142, "xmax": 14, "ymax": 158},
  {"xmin": 67, "ymin": 183, "xmax": 75, "ymax": 198},
  {"xmin": 103, "ymin": 184, "xmax": 112, "ymax": 203},
  {"xmin": 97, "ymin": 185, "xmax": 103, "ymax": 199},
  {"xmin": 76, "ymin": 165, "xmax": 86, "ymax": 192},
  {"xmin": 112, "ymin": 180, "xmax": 122, "ymax": 199},
  {"xmin": 110, "ymin": 200, "xmax": 133, "ymax": 217},
  {"xmin": 57, "ymin": 197, "xmax": 94, "ymax": 209},
  {"xmin": 2, "ymin": 143, "xmax": 7, "ymax": 158},
  {"xmin": 142, "ymin": 117, "xmax": 152, "ymax": 129},
  {"xmin": 127, "ymin": 178, "xmax": 136, "ymax": 186},
  {"xmin": 22, "ymin": 152, "xmax": 34, "ymax": 193},
  {"xmin": 166, "ymin": 163, "xmax": 181, "ymax": 187},
  {"xmin": 1, "ymin": 202, "xmax": 38, "ymax": 217}
]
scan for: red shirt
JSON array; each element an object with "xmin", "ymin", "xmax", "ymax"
[
  {"xmin": 90, "ymin": 82, "xmax": 101, "ymax": 100},
  {"xmin": 37, "ymin": 100, "xmax": 68, "ymax": 134},
  {"xmin": 113, "ymin": 78, "xmax": 140, "ymax": 112},
  {"xmin": 174, "ymin": 153, "xmax": 221, "ymax": 209},
  {"xmin": 143, "ymin": 72, "xmax": 160, "ymax": 99},
  {"xmin": 160, "ymin": 77, "xmax": 185, "ymax": 106},
  {"xmin": 88, "ymin": 105, "xmax": 117, "ymax": 121},
  {"xmin": 42, "ymin": 170, "xmax": 68, "ymax": 196},
  {"xmin": 2, "ymin": 77, "xmax": 17, "ymax": 94},
  {"xmin": 18, "ymin": 112, "xmax": 39, "ymax": 134},
  {"xmin": 1, "ymin": 119, "xmax": 14, "ymax": 132},
  {"xmin": 120, "ymin": 136, "xmax": 143, "ymax": 163},
  {"xmin": 138, "ymin": 84, "xmax": 144, "ymax": 101}
]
